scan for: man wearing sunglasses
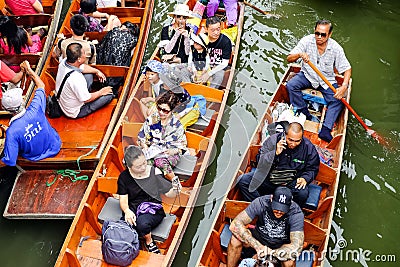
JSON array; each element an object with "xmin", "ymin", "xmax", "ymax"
[{"xmin": 286, "ymin": 19, "xmax": 352, "ymax": 143}]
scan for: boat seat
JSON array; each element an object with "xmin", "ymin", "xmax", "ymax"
[
  {"xmin": 303, "ymin": 184, "xmax": 322, "ymax": 211},
  {"xmin": 189, "ymin": 108, "xmax": 216, "ymax": 131},
  {"xmin": 220, "ymin": 224, "xmax": 232, "ymax": 250},
  {"xmin": 302, "ymin": 89, "xmax": 327, "ymax": 105},
  {"xmin": 98, "ymin": 197, "xmax": 177, "ymax": 242},
  {"xmin": 173, "ymin": 154, "xmax": 198, "ymax": 180},
  {"xmin": 296, "ymin": 250, "xmax": 314, "ymax": 267}
]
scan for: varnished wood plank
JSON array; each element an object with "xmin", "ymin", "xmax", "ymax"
[{"xmin": 4, "ymin": 170, "xmax": 92, "ymax": 219}]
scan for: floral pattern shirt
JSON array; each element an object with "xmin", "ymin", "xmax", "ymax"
[{"xmin": 137, "ymin": 112, "xmax": 187, "ymax": 151}]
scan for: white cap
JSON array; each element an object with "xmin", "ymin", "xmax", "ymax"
[{"xmin": 2, "ymin": 87, "xmax": 23, "ymax": 111}]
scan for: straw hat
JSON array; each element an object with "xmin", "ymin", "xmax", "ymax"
[
  {"xmin": 168, "ymin": 4, "xmax": 193, "ymax": 18},
  {"xmin": 191, "ymin": 32, "xmax": 209, "ymax": 48}
]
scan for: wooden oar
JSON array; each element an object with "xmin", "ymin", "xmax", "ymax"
[
  {"xmin": 243, "ymin": 1, "xmax": 281, "ymax": 18},
  {"xmin": 307, "ymin": 61, "xmax": 389, "ymax": 147}
]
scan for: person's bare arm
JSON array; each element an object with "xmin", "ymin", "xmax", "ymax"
[
  {"xmin": 20, "ymin": 60, "xmax": 45, "ymax": 88},
  {"xmin": 230, "ymin": 210, "xmax": 264, "ymax": 252},
  {"xmin": 272, "ymin": 231, "xmax": 304, "ymax": 261},
  {"xmin": 287, "ymin": 52, "xmax": 309, "ymax": 63},
  {"xmin": 32, "ymin": 0, "xmax": 44, "ymax": 13},
  {"xmin": 84, "ymin": 86, "xmax": 113, "ymax": 103},
  {"xmin": 334, "ymin": 68, "xmax": 352, "ymax": 99}
]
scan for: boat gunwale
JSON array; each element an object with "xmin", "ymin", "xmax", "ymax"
[{"xmin": 195, "ymin": 63, "xmax": 352, "ymax": 267}]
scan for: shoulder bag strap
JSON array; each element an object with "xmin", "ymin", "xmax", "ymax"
[{"xmin": 56, "ymin": 70, "xmax": 74, "ymax": 99}]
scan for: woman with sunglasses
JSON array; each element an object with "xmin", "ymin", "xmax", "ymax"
[
  {"xmin": 160, "ymin": 4, "xmax": 193, "ymax": 64},
  {"xmin": 286, "ymin": 19, "xmax": 352, "ymax": 143},
  {"xmin": 137, "ymin": 91, "xmax": 187, "ymax": 183}
]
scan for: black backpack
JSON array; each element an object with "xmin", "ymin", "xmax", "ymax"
[{"xmin": 101, "ymin": 220, "xmax": 140, "ymax": 266}]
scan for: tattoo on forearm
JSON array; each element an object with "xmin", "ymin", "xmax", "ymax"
[
  {"xmin": 272, "ymin": 231, "xmax": 304, "ymax": 260},
  {"xmin": 231, "ymin": 211, "xmax": 263, "ymax": 250}
]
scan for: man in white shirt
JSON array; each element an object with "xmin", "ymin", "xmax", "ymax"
[{"xmin": 55, "ymin": 43, "xmax": 113, "ymax": 118}]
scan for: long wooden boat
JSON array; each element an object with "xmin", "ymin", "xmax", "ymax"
[
  {"xmin": 2, "ymin": 0, "xmax": 154, "ymax": 219},
  {"xmin": 0, "ymin": 0, "xmax": 63, "ymax": 114},
  {"xmin": 54, "ymin": 1, "xmax": 245, "ymax": 266},
  {"xmin": 197, "ymin": 64, "xmax": 351, "ymax": 266}
]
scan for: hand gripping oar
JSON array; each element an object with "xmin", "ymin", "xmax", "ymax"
[{"xmin": 307, "ymin": 61, "xmax": 389, "ymax": 147}]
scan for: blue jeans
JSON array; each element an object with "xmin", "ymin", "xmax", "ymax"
[
  {"xmin": 237, "ymin": 171, "xmax": 309, "ymax": 208},
  {"xmin": 76, "ymin": 94, "xmax": 113, "ymax": 118},
  {"xmin": 286, "ymin": 71, "xmax": 343, "ymax": 129}
]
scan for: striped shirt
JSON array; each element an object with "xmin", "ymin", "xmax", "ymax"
[{"xmin": 289, "ymin": 34, "xmax": 351, "ymax": 89}]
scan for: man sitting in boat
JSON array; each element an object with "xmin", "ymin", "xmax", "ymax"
[
  {"xmin": 55, "ymin": 43, "xmax": 113, "ymax": 119},
  {"xmin": 1, "ymin": 61, "xmax": 61, "ymax": 166},
  {"xmin": 286, "ymin": 19, "xmax": 352, "ymax": 143},
  {"xmin": 117, "ymin": 145, "xmax": 181, "ymax": 254},
  {"xmin": 53, "ymin": 14, "xmax": 96, "ymax": 65},
  {"xmin": 199, "ymin": 16, "xmax": 232, "ymax": 89},
  {"xmin": 237, "ymin": 122, "xmax": 320, "ymax": 208},
  {"xmin": 228, "ymin": 187, "xmax": 304, "ymax": 267}
]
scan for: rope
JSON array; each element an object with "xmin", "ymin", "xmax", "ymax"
[{"xmin": 46, "ymin": 146, "xmax": 97, "ymax": 187}]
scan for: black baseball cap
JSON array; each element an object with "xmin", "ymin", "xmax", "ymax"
[{"xmin": 271, "ymin": 186, "xmax": 292, "ymax": 213}]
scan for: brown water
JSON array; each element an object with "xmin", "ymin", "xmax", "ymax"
[{"xmin": 0, "ymin": 0, "xmax": 399, "ymax": 266}]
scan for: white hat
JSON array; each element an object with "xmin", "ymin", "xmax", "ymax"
[
  {"xmin": 168, "ymin": 4, "xmax": 193, "ymax": 18},
  {"xmin": 2, "ymin": 87, "xmax": 23, "ymax": 111},
  {"xmin": 191, "ymin": 32, "xmax": 209, "ymax": 48}
]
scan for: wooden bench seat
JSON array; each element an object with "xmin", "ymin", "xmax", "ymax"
[
  {"xmin": 9, "ymin": 13, "xmax": 52, "ymax": 27},
  {"xmin": 72, "ymin": 239, "xmax": 165, "ymax": 266},
  {"xmin": 0, "ymin": 53, "xmax": 41, "ymax": 68}
]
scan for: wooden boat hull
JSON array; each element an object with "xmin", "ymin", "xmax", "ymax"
[
  {"xmin": 0, "ymin": 0, "xmax": 63, "ymax": 115},
  {"xmin": 198, "ymin": 64, "xmax": 351, "ymax": 267},
  {"xmin": 2, "ymin": 0, "xmax": 154, "ymax": 219},
  {"xmin": 55, "ymin": 2, "xmax": 245, "ymax": 266}
]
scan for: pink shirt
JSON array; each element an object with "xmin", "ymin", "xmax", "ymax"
[
  {"xmin": 5, "ymin": 0, "xmax": 38, "ymax": 15},
  {"xmin": 29, "ymin": 34, "xmax": 43, "ymax": 53},
  {"xmin": 0, "ymin": 60, "xmax": 16, "ymax": 83}
]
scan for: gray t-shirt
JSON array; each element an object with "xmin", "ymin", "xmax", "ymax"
[{"xmin": 245, "ymin": 195, "xmax": 304, "ymax": 249}]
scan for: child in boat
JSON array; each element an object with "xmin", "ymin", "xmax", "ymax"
[
  {"xmin": 25, "ymin": 26, "xmax": 47, "ymax": 53},
  {"xmin": 79, "ymin": 0, "xmax": 121, "ymax": 32},
  {"xmin": 140, "ymin": 60, "xmax": 165, "ymax": 118},
  {"xmin": 188, "ymin": 32, "xmax": 210, "ymax": 84}
]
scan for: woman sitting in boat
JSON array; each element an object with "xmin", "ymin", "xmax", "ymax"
[
  {"xmin": 118, "ymin": 145, "xmax": 181, "ymax": 254},
  {"xmin": 137, "ymin": 91, "xmax": 187, "ymax": 183},
  {"xmin": 79, "ymin": 0, "xmax": 121, "ymax": 32},
  {"xmin": 159, "ymin": 4, "xmax": 193, "ymax": 64},
  {"xmin": 0, "ymin": 16, "xmax": 33, "ymax": 72},
  {"xmin": 5, "ymin": 0, "xmax": 44, "ymax": 15}
]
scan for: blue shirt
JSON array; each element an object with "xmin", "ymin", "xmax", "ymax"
[{"xmin": 1, "ymin": 88, "xmax": 61, "ymax": 166}]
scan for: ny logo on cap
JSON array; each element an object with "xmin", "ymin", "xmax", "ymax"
[{"xmin": 279, "ymin": 194, "xmax": 286, "ymax": 203}]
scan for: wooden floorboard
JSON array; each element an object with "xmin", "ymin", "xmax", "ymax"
[{"xmin": 4, "ymin": 170, "xmax": 93, "ymax": 219}]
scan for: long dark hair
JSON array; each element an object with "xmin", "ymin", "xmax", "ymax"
[{"xmin": 0, "ymin": 16, "xmax": 28, "ymax": 54}]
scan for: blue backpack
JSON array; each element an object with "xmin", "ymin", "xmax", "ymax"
[{"xmin": 102, "ymin": 220, "xmax": 140, "ymax": 266}]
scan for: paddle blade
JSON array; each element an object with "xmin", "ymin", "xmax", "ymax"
[{"xmin": 369, "ymin": 130, "xmax": 391, "ymax": 148}]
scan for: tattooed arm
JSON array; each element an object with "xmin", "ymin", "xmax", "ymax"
[
  {"xmin": 229, "ymin": 210, "xmax": 272, "ymax": 254},
  {"xmin": 272, "ymin": 231, "xmax": 304, "ymax": 261}
]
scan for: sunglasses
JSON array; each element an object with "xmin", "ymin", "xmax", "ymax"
[
  {"xmin": 157, "ymin": 105, "xmax": 171, "ymax": 114},
  {"xmin": 175, "ymin": 15, "xmax": 188, "ymax": 19},
  {"xmin": 314, "ymin": 31, "xmax": 328, "ymax": 38}
]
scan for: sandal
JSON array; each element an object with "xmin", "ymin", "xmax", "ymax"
[{"xmin": 145, "ymin": 241, "xmax": 161, "ymax": 254}]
